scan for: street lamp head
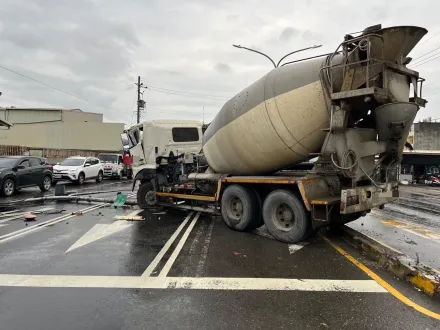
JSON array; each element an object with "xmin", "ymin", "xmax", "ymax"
[{"xmin": 233, "ymin": 44, "xmax": 242, "ymax": 49}]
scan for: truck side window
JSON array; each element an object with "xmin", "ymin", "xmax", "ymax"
[
  {"xmin": 172, "ymin": 127, "xmax": 199, "ymax": 142},
  {"xmin": 118, "ymin": 156, "xmax": 123, "ymax": 164}
]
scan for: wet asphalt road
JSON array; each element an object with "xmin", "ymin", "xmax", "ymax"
[
  {"xmin": 349, "ymin": 185, "xmax": 440, "ymax": 270},
  {"xmin": 0, "ymin": 181, "xmax": 439, "ymax": 329}
]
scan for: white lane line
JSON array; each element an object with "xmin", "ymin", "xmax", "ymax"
[
  {"xmin": 141, "ymin": 212, "xmax": 194, "ymax": 277},
  {"xmin": 182, "ymin": 219, "xmax": 206, "ymax": 277},
  {"xmin": 0, "ymin": 274, "xmax": 387, "ymax": 292},
  {"xmin": 159, "ymin": 212, "xmax": 201, "ymax": 277},
  {"xmin": 0, "ymin": 208, "xmax": 55, "ymax": 224},
  {"xmin": 195, "ymin": 219, "xmax": 214, "ymax": 277},
  {"xmin": 0, "ymin": 204, "xmax": 105, "ymax": 243},
  {"xmin": 288, "ymin": 242, "xmax": 308, "ymax": 254},
  {"xmin": 66, "ymin": 221, "xmax": 133, "ymax": 253}
]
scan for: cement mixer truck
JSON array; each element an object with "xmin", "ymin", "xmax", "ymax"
[{"xmin": 125, "ymin": 24, "xmax": 428, "ymax": 243}]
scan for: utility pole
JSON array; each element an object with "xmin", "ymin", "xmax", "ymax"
[
  {"xmin": 135, "ymin": 76, "xmax": 145, "ymax": 124},
  {"xmin": 136, "ymin": 76, "xmax": 141, "ymax": 124}
]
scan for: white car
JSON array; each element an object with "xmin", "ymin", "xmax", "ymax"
[{"xmin": 53, "ymin": 157, "xmax": 103, "ymax": 185}]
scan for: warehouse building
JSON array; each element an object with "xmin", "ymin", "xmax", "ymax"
[
  {"xmin": 412, "ymin": 121, "xmax": 440, "ymax": 150},
  {"xmin": 401, "ymin": 120, "xmax": 440, "ymax": 183},
  {"xmin": 0, "ymin": 107, "xmax": 124, "ymax": 163}
]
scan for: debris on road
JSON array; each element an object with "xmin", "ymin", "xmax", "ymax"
[
  {"xmin": 71, "ymin": 211, "xmax": 83, "ymax": 216},
  {"xmin": 24, "ymin": 214, "xmax": 37, "ymax": 221},
  {"xmin": 112, "ymin": 194, "xmax": 128, "ymax": 208},
  {"xmin": 114, "ymin": 215, "xmax": 144, "ymax": 221},
  {"xmin": 43, "ymin": 209, "xmax": 66, "ymax": 215},
  {"xmin": 288, "ymin": 242, "xmax": 309, "ymax": 254}
]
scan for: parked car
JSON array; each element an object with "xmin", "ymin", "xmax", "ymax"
[
  {"xmin": 52, "ymin": 157, "xmax": 103, "ymax": 185},
  {"xmin": 98, "ymin": 153, "xmax": 124, "ymax": 179},
  {"xmin": 0, "ymin": 156, "xmax": 53, "ymax": 196}
]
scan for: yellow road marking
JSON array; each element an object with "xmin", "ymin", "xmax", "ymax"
[
  {"xmin": 323, "ymin": 235, "xmax": 440, "ymax": 321},
  {"xmin": 378, "ymin": 219, "xmax": 440, "ymax": 241}
]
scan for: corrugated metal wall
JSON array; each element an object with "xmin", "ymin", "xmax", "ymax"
[
  {"xmin": 0, "ymin": 121, "xmax": 124, "ymax": 151},
  {"xmin": 0, "ymin": 145, "xmax": 119, "ymax": 164}
]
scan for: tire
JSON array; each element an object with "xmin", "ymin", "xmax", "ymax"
[
  {"xmin": 137, "ymin": 182, "xmax": 156, "ymax": 209},
  {"xmin": 2, "ymin": 178, "xmax": 15, "ymax": 197},
  {"xmin": 96, "ymin": 171, "xmax": 103, "ymax": 183},
  {"xmin": 39, "ymin": 175, "xmax": 52, "ymax": 192},
  {"xmin": 249, "ymin": 188, "xmax": 264, "ymax": 230},
  {"xmin": 262, "ymin": 189, "xmax": 310, "ymax": 243},
  {"xmin": 77, "ymin": 172, "xmax": 85, "ymax": 185},
  {"xmin": 221, "ymin": 184, "xmax": 260, "ymax": 231}
]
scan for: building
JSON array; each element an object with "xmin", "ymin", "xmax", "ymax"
[
  {"xmin": 401, "ymin": 120, "xmax": 440, "ymax": 183},
  {"xmin": 413, "ymin": 121, "xmax": 440, "ymax": 150},
  {"xmin": 0, "ymin": 107, "xmax": 124, "ymax": 163}
]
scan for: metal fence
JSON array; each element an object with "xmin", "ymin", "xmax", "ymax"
[{"xmin": 0, "ymin": 145, "xmax": 121, "ymax": 164}]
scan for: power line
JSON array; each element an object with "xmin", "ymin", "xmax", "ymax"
[
  {"xmin": 411, "ymin": 45, "xmax": 440, "ymax": 64},
  {"xmin": 411, "ymin": 53, "xmax": 440, "ymax": 68},
  {"xmin": 147, "ymin": 87, "xmax": 230, "ymax": 101},
  {"xmin": 0, "ymin": 63, "xmax": 122, "ymax": 114},
  {"xmin": 413, "ymin": 31, "xmax": 440, "ymax": 50},
  {"xmin": 146, "ymin": 85, "xmax": 231, "ymax": 99},
  {"xmin": 411, "ymin": 49, "xmax": 440, "ymax": 66},
  {"xmin": 148, "ymin": 82, "xmax": 234, "ymax": 93}
]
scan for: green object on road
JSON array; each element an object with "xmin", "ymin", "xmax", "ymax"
[{"xmin": 112, "ymin": 194, "xmax": 128, "ymax": 208}]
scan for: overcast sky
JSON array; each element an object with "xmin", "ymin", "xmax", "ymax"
[{"xmin": 0, "ymin": 0, "xmax": 439, "ymax": 125}]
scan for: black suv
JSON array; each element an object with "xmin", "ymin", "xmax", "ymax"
[{"xmin": 0, "ymin": 156, "xmax": 53, "ymax": 196}]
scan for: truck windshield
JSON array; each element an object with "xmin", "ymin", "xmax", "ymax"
[
  {"xmin": 60, "ymin": 159, "xmax": 84, "ymax": 166},
  {"xmin": 99, "ymin": 154, "xmax": 118, "ymax": 163}
]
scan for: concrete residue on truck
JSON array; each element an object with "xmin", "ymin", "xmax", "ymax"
[{"xmin": 124, "ymin": 24, "xmax": 428, "ymax": 243}]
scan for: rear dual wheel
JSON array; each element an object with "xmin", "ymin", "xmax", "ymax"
[
  {"xmin": 262, "ymin": 190, "xmax": 310, "ymax": 243},
  {"xmin": 221, "ymin": 185, "xmax": 262, "ymax": 231},
  {"xmin": 221, "ymin": 186, "xmax": 310, "ymax": 243}
]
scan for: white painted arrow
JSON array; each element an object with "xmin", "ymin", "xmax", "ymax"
[{"xmin": 66, "ymin": 221, "xmax": 133, "ymax": 253}]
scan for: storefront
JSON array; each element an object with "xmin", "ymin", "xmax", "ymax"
[{"xmin": 400, "ymin": 151, "xmax": 440, "ymax": 183}]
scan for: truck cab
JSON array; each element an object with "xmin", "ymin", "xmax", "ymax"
[{"xmin": 122, "ymin": 120, "xmax": 204, "ymax": 185}]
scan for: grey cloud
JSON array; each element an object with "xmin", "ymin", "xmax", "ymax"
[
  {"xmin": 279, "ymin": 27, "xmax": 300, "ymax": 42},
  {"xmin": 215, "ymin": 63, "xmax": 232, "ymax": 73},
  {"xmin": 0, "ymin": 0, "xmax": 439, "ymax": 124}
]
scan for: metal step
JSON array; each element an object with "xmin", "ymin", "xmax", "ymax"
[{"xmin": 331, "ymin": 87, "xmax": 387, "ymax": 101}]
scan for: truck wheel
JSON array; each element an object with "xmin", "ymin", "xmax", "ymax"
[
  {"xmin": 221, "ymin": 184, "xmax": 259, "ymax": 231},
  {"xmin": 262, "ymin": 189, "xmax": 310, "ymax": 243},
  {"xmin": 249, "ymin": 188, "xmax": 264, "ymax": 230},
  {"xmin": 137, "ymin": 182, "xmax": 156, "ymax": 209}
]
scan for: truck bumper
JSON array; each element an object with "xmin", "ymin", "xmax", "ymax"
[{"xmin": 340, "ymin": 182, "xmax": 399, "ymax": 214}]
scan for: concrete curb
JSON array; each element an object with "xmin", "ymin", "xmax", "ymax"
[{"xmin": 342, "ymin": 226, "xmax": 440, "ymax": 296}]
